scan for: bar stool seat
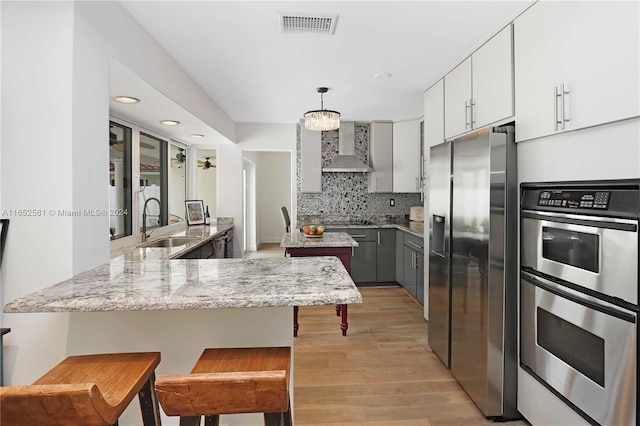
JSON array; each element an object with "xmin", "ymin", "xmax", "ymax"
[
  {"xmin": 0, "ymin": 351, "xmax": 161, "ymax": 426},
  {"xmin": 155, "ymin": 347, "xmax": 291, "ymax": 426}
]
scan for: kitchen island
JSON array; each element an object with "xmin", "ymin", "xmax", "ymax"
[
  {"xmin": 4, "ymin": 237, "xmax": 361, "ymax": 425},
  {"xmin": 281, "ymin": 231, "xmax": 358, "ymax": 336}
]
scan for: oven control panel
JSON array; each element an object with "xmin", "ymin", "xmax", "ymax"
[{"xmin": 538, "ymin": 190, "xmax": 611, "ymax": 210}]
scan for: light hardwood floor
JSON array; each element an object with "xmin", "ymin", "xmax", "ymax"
[{"xmin": 247, "ymin": 244, "xmax": 528, "ymax": 425}]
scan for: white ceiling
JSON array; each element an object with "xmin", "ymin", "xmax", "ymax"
[{"xmin": 113, "ymin": 1, "xmax": 531, "ymax": 141}]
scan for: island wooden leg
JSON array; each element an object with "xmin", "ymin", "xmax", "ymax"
[
  {"xmin": 335, "ymin": 304, "xmax": 341, "ymax": 316},
  {"xmin": 340, "ymin": 304, "xmax": 348, "ymax": 336},
  {"xmin": 293, "ymin": 306, "xmax": 299, "ymax": 337}
]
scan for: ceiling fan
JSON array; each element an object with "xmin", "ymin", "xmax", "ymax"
[
  {"xmin": 172, "ymin": 148, "xmax": 186, "ymax": 163},
  {"xmin": 198, "ymin": 157, "xmax": 216, "ymax": 170}
]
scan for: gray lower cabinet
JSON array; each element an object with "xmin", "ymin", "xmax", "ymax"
[
  {"xmin": 342, "ymin": 229, "xmax": 377, "ymax": 283},
  {"xmin": 396, "ymin": 230, "xmax": 404, "ymax": 284},
  {"xmin": 376, "ymin": 229, "xmax": 396, "ymax": 282},
  {"xmin": 401, "ymin": 232, "xmax": 425, "ymax": 305},
  {"xmin": 178, "ymin": 230, "xmax": 233, "ymax": 259},
  {"xmin": 327, "ymin": 228, "xmax": 395, "ymax": 284}
]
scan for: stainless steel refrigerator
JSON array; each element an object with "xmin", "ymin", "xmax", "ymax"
[{"xmin": 428, "ymin": 125, "xmax": 519, "ymax": 420}]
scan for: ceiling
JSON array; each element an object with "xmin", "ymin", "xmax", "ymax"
[{"xmin": 113, "ymin": 1, "xmax": 531, "ymax": 143}]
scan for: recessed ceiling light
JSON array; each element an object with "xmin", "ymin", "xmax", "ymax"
[
  {"xmin": 374, "ymin": 72, "xmax": 393, "ymax": 79},
  {"xmin": 113, "ymin": 96, "xmax": 140, "ymax": 104},
  {"xmin": 160, "ymin": 120, "xmax": 180, "ymax": 126},
  {"xmin": 189, "ymin": 133, "xmax": 205, "ymax": 138}
]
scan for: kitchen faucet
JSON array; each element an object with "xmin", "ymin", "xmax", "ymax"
[{"xmin": 141, "ymin": 197, "xmax": 161, "ymax": 243}]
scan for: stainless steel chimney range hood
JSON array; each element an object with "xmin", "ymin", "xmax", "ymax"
[{"xmin": 322, "ymin": 122, "xmax": 372, "ymax": 172}]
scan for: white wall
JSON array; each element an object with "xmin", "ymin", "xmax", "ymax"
[
  {"xmin": 216, "ymin": 144, "xmax": 244, "ymax": 257},
  {"xmin": 1, "ymin": 0, "xmax": 77, "ymax": 383},
  {"xmin": 255, "ymin": 152, "xmax": 292, "ymax": 244},
  {"xmin": 0, "ymin": 0, "xmax": 237, "ymax": 387},
  {"xmin": 237, "ymin": 123, "xmax": 297, "ymax": 229}
]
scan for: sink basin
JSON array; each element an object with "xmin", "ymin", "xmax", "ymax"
[{"xmin": 140, "ymin": 237, "xmax": 199, "ymax": 248}]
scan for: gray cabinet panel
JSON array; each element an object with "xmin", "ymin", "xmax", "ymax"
[
  {"xmin": 403, "ymin": 245, "xmax": 417, "ymax": 298},
  {"xmin": 351, "ymin": 240, "xmax": 377, "ymax": 283},
  {"xmin": 376, "ymin": 229, "xmax": 396, "ymax": 282},
  {"xmin": 396, "ymin": 230, "xmax": 405, "ymax": 285}
]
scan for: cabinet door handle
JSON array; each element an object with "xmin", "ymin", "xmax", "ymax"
[
  {"xmin": 554, "ymin": 86, "xmax": 562, "ymax": 131},
  {"xmin": 560, "ymin": 83, "xmax": 570, "ymax": 130},
  {"xmin": 350, "ymin": 234, "xmax": 367, "ymax": 238},
  {"xmin": 407, "ymin": 241, "xmax": 423, "ymax": 250},
  {"xmin": 470, "ymin": 98, "xmax": 476, "ymax": 126},
  {"xmin": 377, "ymin": 231, "xmax": 381, "ymax": 245},
  {"xmin": 465, "ymin": 100, "xmax": 471, "ymax": 129}
]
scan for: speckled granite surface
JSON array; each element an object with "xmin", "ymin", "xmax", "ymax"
[
  {"xmin": 4, "ymin": 256, "xmax": 362, "ymax": 313},
  {"xmin": 109, "ymin": 223, "xmax": 234, "ymax": 260},
  {"xmin": 298, "ymin": 215, "xmax": 424, "ymax": 238},
  {"xmin": 280, "ymin": 231, "xmax": 359, "ymax": 248}
]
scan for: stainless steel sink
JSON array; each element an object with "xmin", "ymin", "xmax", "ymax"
[{"xmin": 139, "ymin": 237, "xmax": 199, "ymax": 248}]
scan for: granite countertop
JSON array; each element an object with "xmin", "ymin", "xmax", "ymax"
[
  {"xmin": 280, "ymin": 231, "xmax": 359, "ymax": 248},
  {"xmin": 5, "ymin": 218, "xmax": 361, "ymax": 314},
  {"xmin": 4, "ymin": 256, "xmax": 362, "ymax": 313},
  {"xmin": 109, "ymin": 222, "xmax": 234, "ymax": 261},
  {"xmin": 298, "ymin": 219, "xmax": 424, "ymax": 239}
]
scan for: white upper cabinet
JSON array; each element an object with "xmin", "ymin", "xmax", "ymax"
[
  {"xmin": 444, "ymin": 57, "xmax": 472, "ymax": 138},
  {"xmin": 393, "ymin": 119, "xmax": 421, "ymax": 193},
  {"xmin": 445, "ymin": 24, "xmax": 514, "ymax": 139},
  {"xmin": 299, "ymin": 122, "xmax": 322, "ymax": 192},
  {"xmin": 424, "ymin": 79, "xmax": 445, "ymax": 152},
  {"xmin": 514, "ymin": 1, "xmax": 640, "ymax": 142},
  {"xmin": 472, "ymin": 24, "xmax": 514, "ymax": 130},
  {"xmin": 368, "ymin": 121, "xmax": 393, "ymax": 193}
]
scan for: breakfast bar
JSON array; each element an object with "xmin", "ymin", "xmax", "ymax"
[{"xmin": 4, "ymin": 253, "xmax": 361, "ymax": 426}]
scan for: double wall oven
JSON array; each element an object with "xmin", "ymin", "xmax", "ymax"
[{"xmin": 520, "ymin": 180, "xmax": 640, "ymax": 426}]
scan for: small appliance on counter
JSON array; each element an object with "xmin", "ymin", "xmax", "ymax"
[{"xmin": 409, "ymin": 206, "xmax": 424, "ymax": 222}]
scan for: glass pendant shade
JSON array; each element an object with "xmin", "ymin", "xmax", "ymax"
[
  {"xmin": 304, "ymin": 87, "xmax": 340, "ymax": 131},
  {"xmin": 304, "ymin": 109, "xmax": 341, "ymax": 131}
]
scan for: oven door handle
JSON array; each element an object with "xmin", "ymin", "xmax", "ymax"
[
  {"xmin": 521, "ymin": 210, "xmax": 638, "ymax": 232},
  {"xmin": 522, "ymin": 270, "xmax": 637, "ymax": 323}
]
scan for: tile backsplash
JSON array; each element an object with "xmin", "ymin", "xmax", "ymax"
[{"xmin": 297, "ymin": 123, "xmax": 422, "ymax": 218}]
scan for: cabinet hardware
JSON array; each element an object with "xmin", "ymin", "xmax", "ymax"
[
  {"xmin": 350, "ymin": 234, "xmax": 367, "ymax": 238},
  {"xmin": 377, "ymin": 232, "xmax": 381, "ymax": 245},
  {"xmin": 465, "ymin": 100, "xmax": 471, "ymax": 129},
  {"xmin": 407, "ymin": 241, "xmax": 423, "ymax": 250},
  {"xmin": 560, "ymin": 83, "xmax": 570, "ymax": 130},
  {"xmin": 470, "ymin": 98, "xmax": 476, "ymax": 126},
  {"xmin": 554, "ymin": 84, "xmax": 571, "ymax": 131}
]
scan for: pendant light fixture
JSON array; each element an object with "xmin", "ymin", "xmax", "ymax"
[{"xmin": 304, "ymin": 87, "xmax": 340, "ymax": 131}]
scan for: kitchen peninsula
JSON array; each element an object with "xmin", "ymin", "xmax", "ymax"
[{"xmin": 3, "ymin": 226, "xmax": 362, "ymax": 426}]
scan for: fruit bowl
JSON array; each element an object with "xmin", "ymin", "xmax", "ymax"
[{"xmin": 302, "ymin": 225, "xmax": 325, "ymax": 237}]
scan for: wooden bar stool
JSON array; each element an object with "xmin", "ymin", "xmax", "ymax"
[
  {"xmin": 0, "ymin": 351, "xmax": 162, "ymax": 426},
  {"xmin": 155, "ymin": 347, "xmax": 292, "ymax": 426}
]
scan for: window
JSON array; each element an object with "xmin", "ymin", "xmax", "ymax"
[
  {"xmin": 110, "ymin": 118, "xmax": 186, "ymax": 241},
  {"xmin": 139, "ymin": 132, "xmax": 168, "ymax": 233},
  {"xmin": 169, "ymin": 143, "xmax": 187, "ymax": 223},
  {"xmin": 109, "ymin": 121, "xmax": 132, "ymax": 239}
]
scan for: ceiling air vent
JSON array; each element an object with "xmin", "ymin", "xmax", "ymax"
[{"xmin": 279, "ymin": 13, "xmax": 338, "ymax": 35}]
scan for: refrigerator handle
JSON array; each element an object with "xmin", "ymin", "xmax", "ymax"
[{"xmin": 431, "ymin": 215, "xmax": 446, "ymax": 258}]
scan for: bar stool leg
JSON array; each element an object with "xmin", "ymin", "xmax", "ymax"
[
  {"xmin": 264, "ymin": 399, "xmax": 292, "ymax": 426},
  {"xmin": 138, "ymin": 372, "xmax": 162, "ymax": 426},
  {"xmin": 180, "ymin": 416, "xmax": 203, "ymax": 426},
  {"xmin": 204, "ymin": 415, "xmax": 220, "ymax": 426}
]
